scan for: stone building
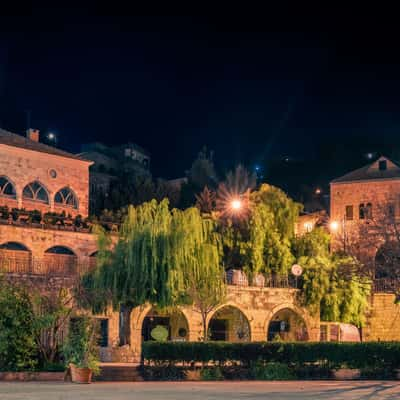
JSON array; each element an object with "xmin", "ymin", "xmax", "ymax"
[
  {"xmin": 3, "ymin": 128, "xmax": 399, "ymax": 363},
  {"xmin": 0, "ymin": 127, "xmax": 321, "ymax": 363},
  {"xmin": 330, "ymin": 156, "xmax": 400, "ymax": 341}
]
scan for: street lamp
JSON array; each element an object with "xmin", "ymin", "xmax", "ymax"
[
  {"xmin": 230, "ymin": 199, "xmax": 242, "ymax": 211},
  {"xmin": 329, "ymin": 221, "xmax": 339, "ymax": 232}
]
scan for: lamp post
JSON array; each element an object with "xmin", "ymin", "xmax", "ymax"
[{"xmin": 330, "ymin": 217, "xmax": 347, "ymax": 253}]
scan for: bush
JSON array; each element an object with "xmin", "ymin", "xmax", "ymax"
[
  {"xmin": 142, "ymin": 365, "xmax": 186, "ymax": 380},
  {"xmin": 63, "ymin": 316, "xmax": 100, "ymax": 375},
  {"xmin": 200, "ymin": 366, "xmax": 224, "ymax": 381},
  {"xmin": 142, "ymin": 341, "xmax": 400, "ymax": 370},
  {"xmin": 250, "ymin": 362, "xmax": 294, "ymax": 380},
  {"xmin": 0, "ymin": 282, "xmax": 37, "ymax": 371}
]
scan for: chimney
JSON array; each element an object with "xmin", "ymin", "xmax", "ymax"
[{"xmin": 26, "ymin": 128, "xmax": 40, "ymax": 142}]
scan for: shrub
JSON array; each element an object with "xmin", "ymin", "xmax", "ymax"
[
  {"xmin": 200, "ymin": 366, "xmax": 224, "ymax": 381},
  {"xmin": 250, "ymin": 362, "xmax": 294, "ymax": 380},
  {"xmin": 0, "ymin": 282, "xmax": 37, "ymax": 371},
  {"xmin": 63, "ymin": 316, "xmax": 100, "ymax": 375},
  {"xmin": 142, "ymin": 341, "xmax": 400, "ymax": 370}
]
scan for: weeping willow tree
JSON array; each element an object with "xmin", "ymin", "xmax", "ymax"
[
  {"xmin": 293, "ymin": 228, "xmax": 371, "ymax": 327},
  {"xmin": 247, "ymin": 184, "xmax": 302, "ymax": 274},
  {"xmin": 82, "ymin": 199, "xmax": 225, "ymax": 340}
]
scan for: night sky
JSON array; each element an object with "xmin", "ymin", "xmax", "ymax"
[{"xmin": 1, "ymin": 6, "xmax": 400, "ymax": 196}]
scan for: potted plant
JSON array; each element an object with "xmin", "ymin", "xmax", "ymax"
[{"xmin": 63, "ymin": 316, "xmax": 100, "ymax": 383}]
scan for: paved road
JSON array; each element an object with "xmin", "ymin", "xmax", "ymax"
[{"xmin": 0, "ymin": 381, "xmax": 399, "ymax": 400}]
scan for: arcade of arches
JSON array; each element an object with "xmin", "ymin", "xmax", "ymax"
[{"xmin": 98, "ymin": 286, "xmax": 319, "ymax": 363}]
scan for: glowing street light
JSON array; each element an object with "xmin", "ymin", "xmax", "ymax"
[
  {"xmin": 315, "ymin": 188, "xmax": 322, "ymax": 195},
  {"xmin": 329, "ymin": 221, "xmax": 339, "ymax": 232},
  {"xmin": 48, "ymin": 132, "xmax": 55, "ymax": 140},
  {"xmin": 231, "ymin": 199, "xmax": 242, "ymax": 211}
]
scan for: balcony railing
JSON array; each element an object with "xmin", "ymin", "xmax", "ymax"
[
  {"xmin": 0, "ymin": 254, "xmax": 97, "ymax": 277},
  {"xmin": 226, "ymin": 269, "xmax": 300, "ymax": 289},
  {"xmin": 373, "ymin": 278, "xmax": 400, "ymax": 293}
]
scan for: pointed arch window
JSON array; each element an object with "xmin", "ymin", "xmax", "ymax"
[
  {"xmin": 54, "ymin": 187, "xmax": 78, "ymax": 209},
  {"xmin": 23, "ymin": 181, "xmax": 49, "ymax": 203},
  {"xmin": 0, "ymin": 176, "xmax": 16, "ymax": 198}
]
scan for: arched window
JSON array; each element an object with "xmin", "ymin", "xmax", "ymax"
[
  {"xmin": 0, "ymin": 176, "xmax": 16, "ymax": 198},
  {"xmin": 23, "ymin": 181, "xmax": 49, "ymax": 203},
  {"xmin": 54, "ymin": 187, "xmax": 78, "ymax": 209},
  {"xmin": 45, "ymin": 246, "xmax": 75, "ymax": 255},
  {"xmin": 0, "ymin": 242, "xmax": 30, "ymax": 251}
]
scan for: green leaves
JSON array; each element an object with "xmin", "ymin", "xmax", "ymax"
[
  {"xmin": 0, "ymin": 281, "xmax": 37, "ymax": 371},
  {"xmin": 83, "ymin": 200, "xmax": 224, "ymax": 313}
]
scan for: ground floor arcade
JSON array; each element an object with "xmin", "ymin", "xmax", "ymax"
[{"xmin": 98, "ymin": 286, "xmax": 319, "ymax": 363}]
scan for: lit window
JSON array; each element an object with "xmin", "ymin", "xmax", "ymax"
[
  {"xmin": 0, "ymin": 176, "xmax": 16, "ymax": 198},
  {"xmin": 54, "ymin": 187, "xmax": 78, "ymax": 209},
  {"xmin": 23, "ymin": 181, "xmax": 49, "ymax": 203}
]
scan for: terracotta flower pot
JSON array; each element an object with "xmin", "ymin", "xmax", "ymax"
[{"xmin": 70, "ymin": 364, "xmax": 93, "ymax": 384}]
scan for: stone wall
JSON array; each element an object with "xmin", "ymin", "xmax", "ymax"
[
  {"xmin": 117, "ymin": 286, "xmax": 320, "ymax": 363},
  {"xmin": 0, "ymin": 144, "xmax": 91, "ymax": 217},
  {"xmin": 363, "ymin": 293, "xmax": 400, "ymax": 341},
  {"xmin": 0, "ymin": 224, "xmax": 97, "ymax": 258}
]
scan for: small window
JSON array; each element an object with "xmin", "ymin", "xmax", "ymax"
[
  {"xmin": 22, "ymin": 181, "xmax": 49, "ymax": 203},
  {"xmin": 359, "ymin": 203, "xmax": 365, "ymax": 219},
  {"xmin": 379, "ymin": 160, "xmax": 387, "ymax": 171},
  {"xmin": 345, "ymin": 205, "xmax": 353, "ymax": 221}
]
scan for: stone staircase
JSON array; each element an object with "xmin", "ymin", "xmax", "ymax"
[{"xmin": 95, "ymin": 363, "xmax": 143, "ymax": 382}]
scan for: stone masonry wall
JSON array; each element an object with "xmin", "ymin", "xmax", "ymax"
[
  {"xmin": 363, "ymin": 293, "xmax": 400, "ymax": 341},
  {"xmin": 0, "ymin": 144, "xmax": 91, "ymax": 217}
]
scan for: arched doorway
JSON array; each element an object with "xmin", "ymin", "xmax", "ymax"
[
  {"xmin": 267, "ymin": 308, "xmax": 308, "ymax": 341},
  {"xmin": 0, "ymin": 242, "xmax": 31, "ymax": 273},
  {"xmin": 208, "ymin": 306, "xmax": 250, "ymax": 342},
  {"xmin": 141, "ymin": 308, "xmax": 189, "ymax": 342}
]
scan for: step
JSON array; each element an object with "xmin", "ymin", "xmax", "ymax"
[{"xmin": 96, "ymin": 364, "xmax": 143, "ymax": 382}]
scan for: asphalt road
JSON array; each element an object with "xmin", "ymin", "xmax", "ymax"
[{"xmin": 0, "ymin": 381, "xmax": 399, "ymax": 400}]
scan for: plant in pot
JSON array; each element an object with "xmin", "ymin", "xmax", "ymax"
[{"xmin": 63, "ymin": 316, "xmax": 100, "ymax": 383}]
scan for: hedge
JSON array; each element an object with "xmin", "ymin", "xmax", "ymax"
[{"xmin": 142, "ymin": 342, "xmax": 400, "ymax": 369}]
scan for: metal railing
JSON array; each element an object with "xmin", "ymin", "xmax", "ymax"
[
  {"xmin": 373, "ymin": 278, "xmax": 400, "ymax": 293},
  {"xmin": 226, "ymin": 270, "xmax": 300, "ymax": 289},
  {"xmin": 0, "ymin": 254, "xmax": 96, "ymax": 277}
]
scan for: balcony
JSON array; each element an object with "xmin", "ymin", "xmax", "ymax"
[{"xmin": 0, "ymin": 251, "xmax": 97, "ymax": 277}]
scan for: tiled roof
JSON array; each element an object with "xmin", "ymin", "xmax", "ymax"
[
  {"xmin": 331, "ymin": 156, "xmax": 400, "ymax": 184},
  {"xmin": 0, "ymin": 128, "xmax": 91, "ymax": 163}
]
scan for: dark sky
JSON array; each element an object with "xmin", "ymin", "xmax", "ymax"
[{"xmin": 1, "ymin": 6, "xmax": 400, "ymax": 189}]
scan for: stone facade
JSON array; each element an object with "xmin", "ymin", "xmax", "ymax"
[
  {"xmin": 112, "ymin": 286, "xmax": 320, "ymax": 363},
  {"xmin": 363, "ymin": 293, "xmax": 400, "ymax": 341},
  {"xmin": 0, "ymin": 135, "xmax": 92, "ymax": 217},
  {"xmin": 330, "ymin": 156, "xmax": 400, "ymax": 257},
  {"xmin": 0, "ymin": 224, "xmax": 97, "ymax": 259}
]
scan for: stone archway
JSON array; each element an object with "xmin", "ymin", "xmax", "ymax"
[
  {"xmin": 208, "ymin": 305, "xmax": 251, "ymax": 342},
  {"xmin": 141, "ymin": 307, "xmax": 190, "ymax": 342},
  {"xmin": 266, "ymin": 306, "xmax": 309, "ymax": 341}
]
